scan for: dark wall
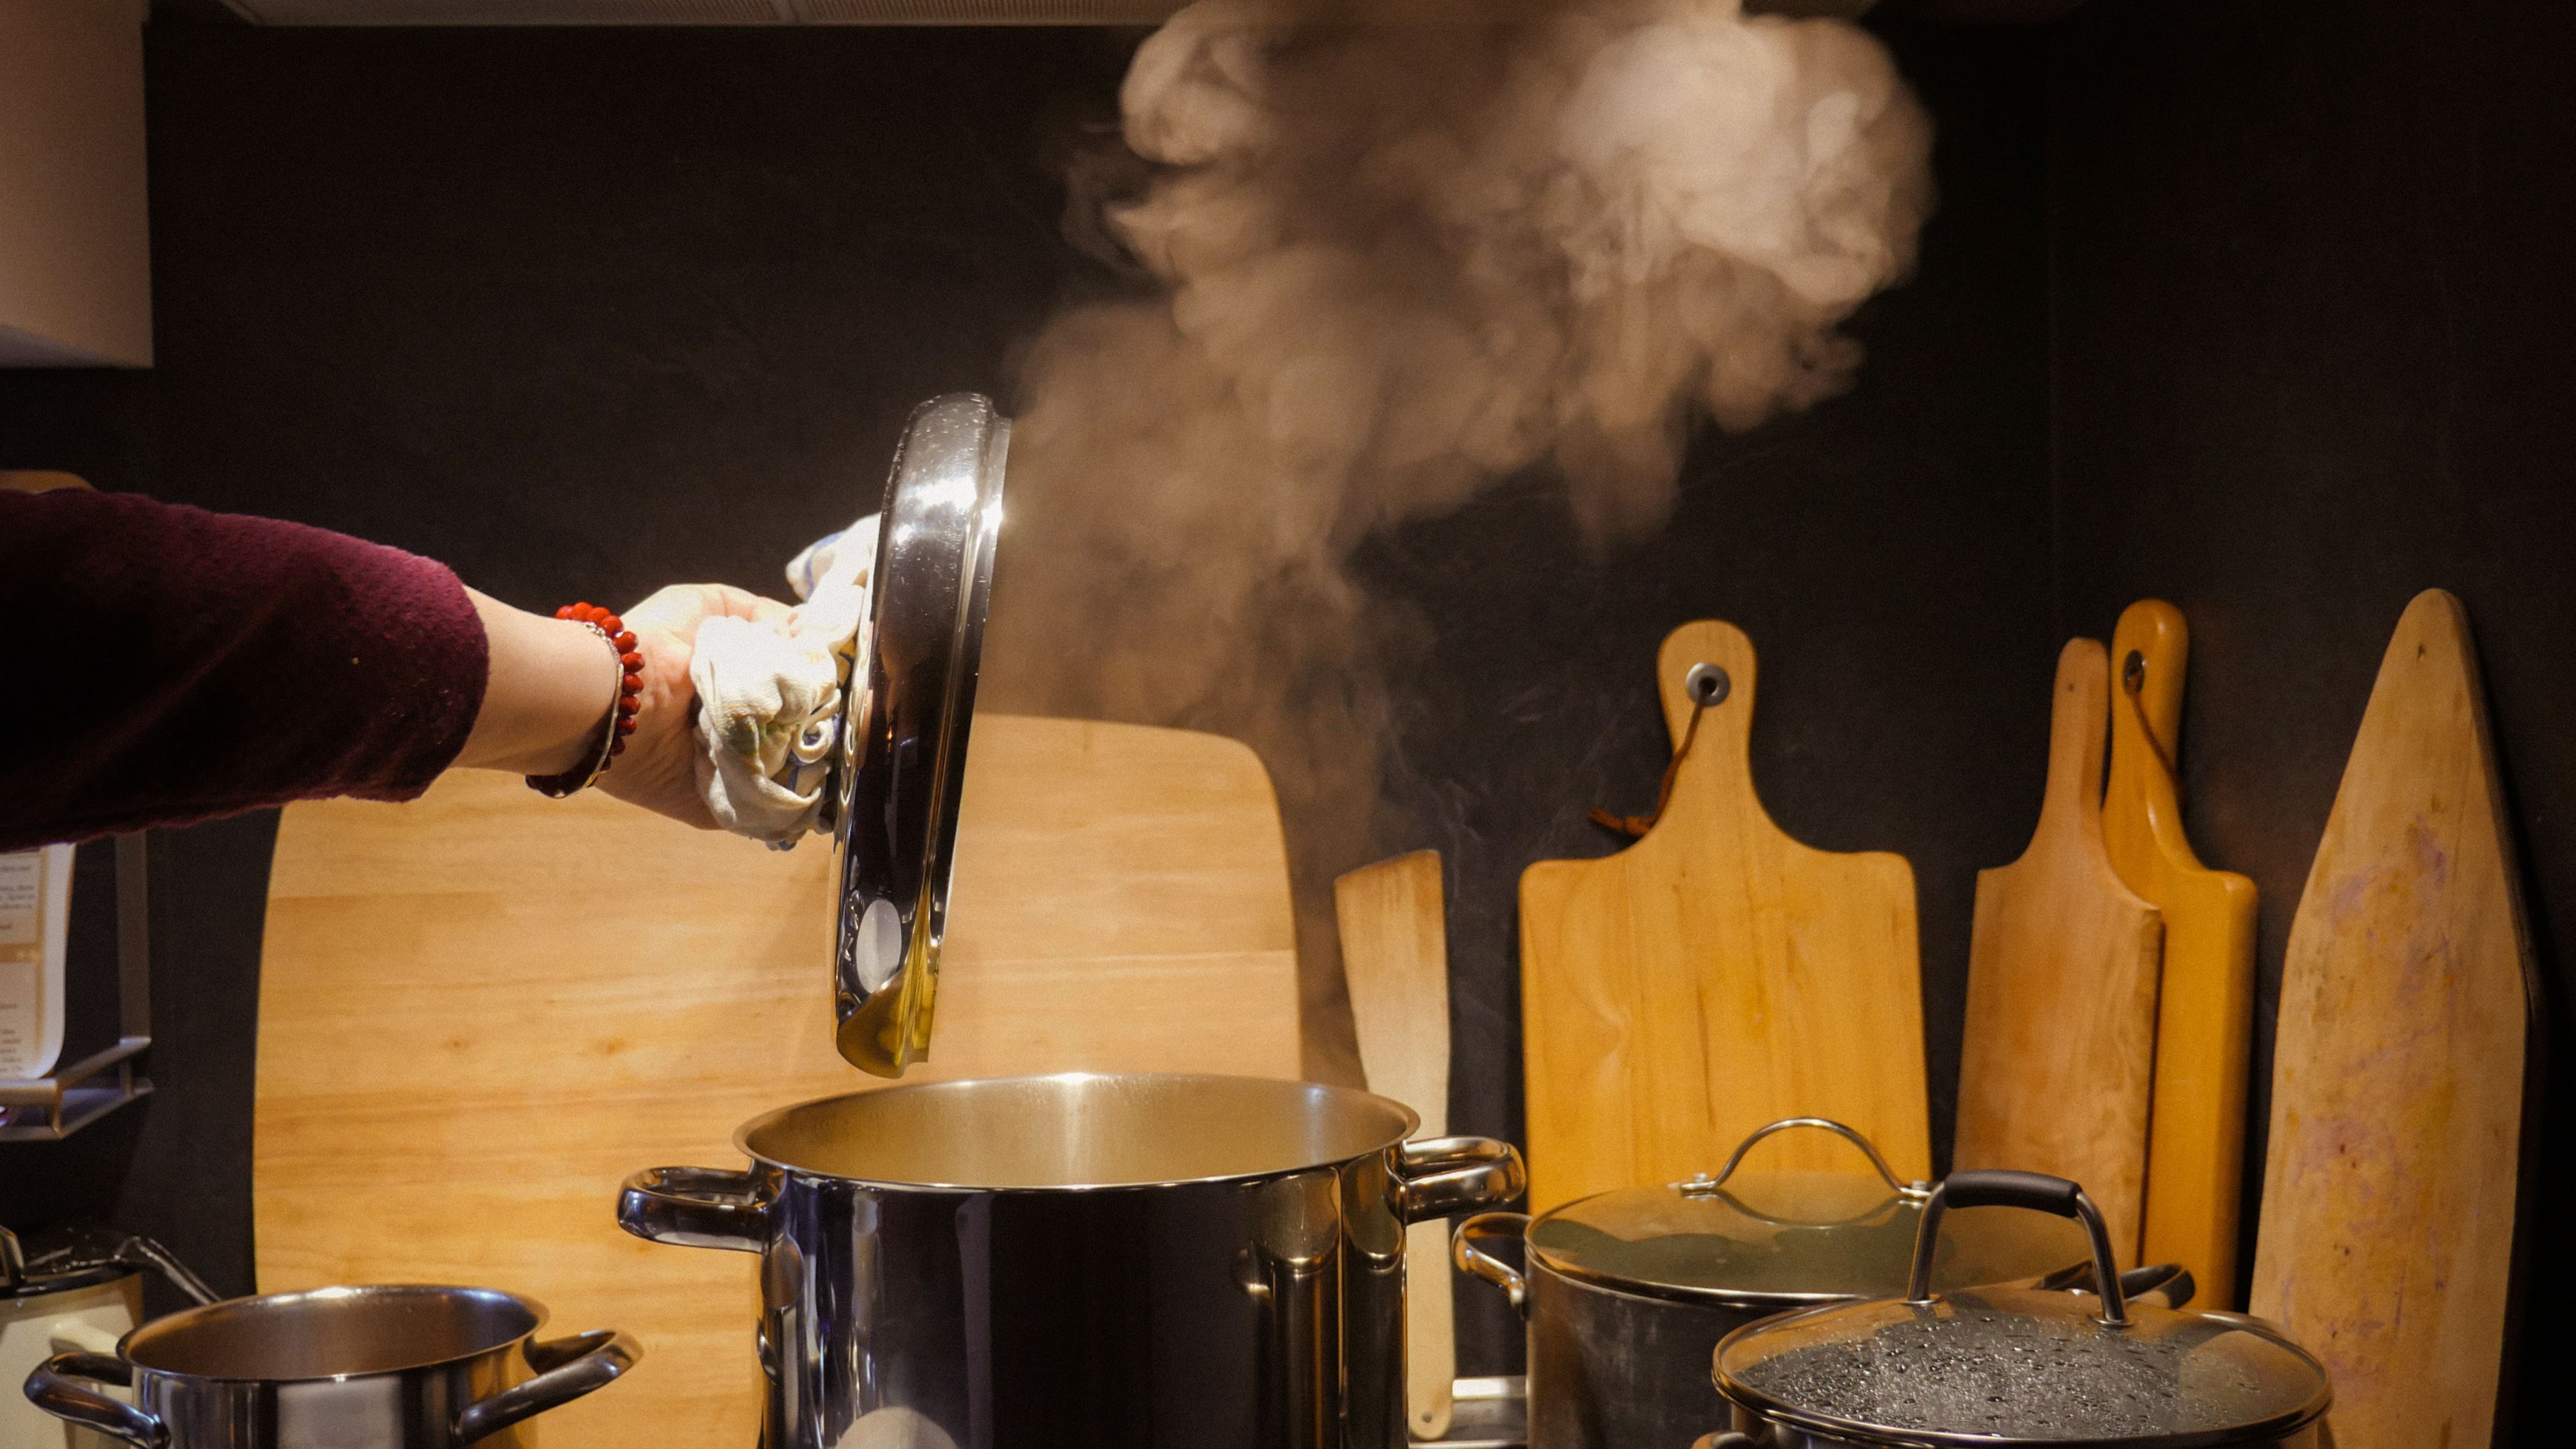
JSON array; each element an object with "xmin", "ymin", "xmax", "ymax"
[
  {"xmin": 0, "ymin": 18, "xmax": 2055, "ymax": 1378},
  {"xmin": 2049, "ymin": 0, "xmax": 2576, "ymax": 1433},
  {"xmin": 1, "ymin": 15, "xmax": 1132, "ymax": 1313}
]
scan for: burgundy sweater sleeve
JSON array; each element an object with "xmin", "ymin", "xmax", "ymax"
[{"xmin": 0, "ymin": 489, "xmax": 490, "ymax": 851}]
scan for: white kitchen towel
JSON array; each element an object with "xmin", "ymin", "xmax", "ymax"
[{"xmin": 690, "ymin": 514, "xmax": 879, "ymax": 846}]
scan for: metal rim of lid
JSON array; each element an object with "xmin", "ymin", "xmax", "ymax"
[{"xmin": 830, "ymin": 393, "xmax": 1009, "ymax": 1077}]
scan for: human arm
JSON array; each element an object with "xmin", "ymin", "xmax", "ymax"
[{"xmin": 0, "ymin": 488, "xmax": 780, "ymax": 849}]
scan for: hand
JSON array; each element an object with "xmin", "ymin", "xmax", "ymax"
[
  {"xmin": 457, "ymin": 583, "xmax": 791, "ymax": 831},
  {"xmin": 597, "ymin": 584, "xmax": 793, "ymax": 829}
]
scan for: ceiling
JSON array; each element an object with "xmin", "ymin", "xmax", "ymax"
[{"xmin": 150, "ymin": 0, "xmax": 2085, "ymax": 25}]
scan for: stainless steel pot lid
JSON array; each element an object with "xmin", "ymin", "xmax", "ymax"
[
  {"xmin": 1714, "ymin": 1170, "xmax": 2330, "ymax": 1445},
  {"xmin": 830, "ymin": 393, "xmax": 1008, "ymax": 1077},
  {"xmin": 1527, "ymin": 1120, "xmax": 2090, "ymax": 1309}
]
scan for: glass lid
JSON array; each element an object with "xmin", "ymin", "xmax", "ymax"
[
  {"xmin": 1715, "ymin": 1171, "xmax": 2331, "ymax": 1445},
  {"xmin": 1527, "ymin": 1120, "xmax": 2092, "ymax": 1307},
  {"xmin": 830, "ymin": 393, "xmax": 1009, "ymax": 1077}
]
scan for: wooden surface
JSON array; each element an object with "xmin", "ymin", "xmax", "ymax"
[
  {"xmin": 1335, "ymin": 850, "xmax": 1454, "ymax": 1442},
  {"xmin": 0, "ymin": 1, "xmax": 154, "ymax": 367},
  {"xmin": 2251, "ymin": 589, "xmax": 2537, "ymax": 1449},
  {"xmin": 2102, "ymin": 600, "xmax": 2258, "ymax": 1307},
  {"xmin": 1519, "ymin": 620, "xmax": 1931, "ymax": 1214},
  {"xmin": 0, "ymin": 471, "xmax": 88, "ymax": 493},
  {"xmin": 1954, "ymin": 638, "xmax": 2164, "ymax": 1266},
  {"xmin": 255, "ymin": 715, "xmax": 1304, "ymax": 1449}
]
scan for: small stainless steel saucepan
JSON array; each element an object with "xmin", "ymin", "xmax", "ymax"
[{"xmin": 24, "ymin": 1284, "xmax": 638, "ymax": 1448}]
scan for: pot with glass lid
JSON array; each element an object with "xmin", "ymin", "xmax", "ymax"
[
  {"xmin": 1452, "ymin": 1119, "xmax": 2108, "ymax": 1449},
  {"xmin": 1706, "ymin": 1170, "xmax": 2331, "ymax": 1449}
]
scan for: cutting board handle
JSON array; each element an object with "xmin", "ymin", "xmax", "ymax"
[
  {"xmin": 1656, "ymin": 622, "xmax": 1755, "ymax": 755},
  {"xmin": 2112, "ymin": 600, "xmax": 2187, "ymax": 774},
  {"xmin": 1646, "ymin": 622, "xmax": 1762, "ymax": 833},
  {"xmin": 2030, "ymin": 639, "xmax": 2116, "ymax": 859},
  {"xmin": 2047, "ymin": 639, "xmax": 2111, "ymax": 838}
]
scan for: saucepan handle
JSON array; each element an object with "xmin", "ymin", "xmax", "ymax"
[
  {"xmin": 2121, "ymin": 1262, "xmax": 2195, "ymax": 1311},
  {"xmin": 24, "ymin": 1352, "xmax": 166, "ymax": 1448},
  {"xmin": 453, "ymin": 1330, "xmax": 642, "ymax": 1444},
  {"xmin": 1388, "ymin": 1137, "xmax": 1526, "ymax": 1223},
  {"xmin": 2033, "ymin": 1259, "xmax": 2197, "ymax": 1311},
  {"xmin": 1907, "ymin": 1169, "xmax": 2129, "ymax": 1325},
  {"xmin": 1450, "ymin": 1212, "xmax": 1532, "ymax": 1318},
  {"xmin": 617, "ymin": 1166, "xmax": 768, "ymax": 1253}
]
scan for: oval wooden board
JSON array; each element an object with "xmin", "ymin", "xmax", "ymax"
[
  {"xmin": 2251, "ymin": 589, "xmax": 2538, "ymax": 1449},
  {"xmin": 1519, "ymin": 620, "xmax": 1930, "ymax": 1214},
  {"xmin": 254, "ymin": 715, "xmax": 1303, "ymax": 1449}
]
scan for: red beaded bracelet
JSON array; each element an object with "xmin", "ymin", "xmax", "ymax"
[{"xmin": 525, "ymin": 602, "xmax": 644, "ymax": 798}]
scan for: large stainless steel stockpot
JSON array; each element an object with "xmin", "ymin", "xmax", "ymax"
[
  {"xmin": 1708, "ymin": 1170, "xmax": 2329, "ymax": 1449},
  {"xmin": 1454, "ymin": 1120, "xmax": 2093, "ymax": 1449},
  {"xmin": 22, "ymin": 1285, "xmax": 638, "ymax": 1449},
  {"xmin": 617, "ymin": 1071, "xmax": 1526, "ymax": 1449}
]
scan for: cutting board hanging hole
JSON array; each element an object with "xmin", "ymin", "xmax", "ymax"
[
  {"xmin": 1590, "ymin": 660, "xmax": 1728, "ymax": 839},
  {"xmin": 2121, "ymin": 650, "xmax": 2178, "ymax": 781}
]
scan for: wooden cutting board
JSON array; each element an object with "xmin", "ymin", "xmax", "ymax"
[
  {"xmin": 1954, "ymin": 638, "xmax": 2163, "ymax": 1266},
  {"xmin": 255, "ymin": 715, "xmax": 1304, "ymax": 1449},
  {"xmin": 2102, "ymin": 600, "xmax": 2258, "ymax": 1308},
  {"xmin": 2251, "ymin": 589, "xmax": 2538, "ymax": 1449},
  {"xmin": 1335, "ymin": 850, "xmax": 1454, "ymax": 1442},
  {"xmin": 1520, "ymin": 620, "xmax": 1930, "ymax": 1214}
]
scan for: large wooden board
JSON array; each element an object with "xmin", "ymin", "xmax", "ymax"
[
  {"xmin": 1955, "ymin": 638, "xmax": 2163, "ymax": 1266},
  {"xmin": 255, "ymin": 715, "xmax": 1304, "ymax": 1449},
  {"xmin": 2102, "ymin": 600, "xmax": 2258, "ymax": 1306},
  {"xmin": 2251, "ymin": 590, "xmax": 2538, "ymax": 1449},
  {"xmin": 1335, "ymin": 850, "xmax": 1454, "ymax": 1441},
  {"xmin": 1520, "ymin": 620, "xmax": 1930, "ymax": 1214}
]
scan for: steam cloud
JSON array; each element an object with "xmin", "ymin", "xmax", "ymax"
[{"xmin": 982, "ymin": 0, "xmax": 1934, "ymax": 1077}]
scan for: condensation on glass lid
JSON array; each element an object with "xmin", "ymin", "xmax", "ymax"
[{"xmin": 1720, "ymin": 1291, "xmax": 2329, "ymax": 1441}]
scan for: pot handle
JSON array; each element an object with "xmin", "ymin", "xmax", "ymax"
[
  {"xmin": 2033, "ymin": 1258, "xmax": 2197, "ymax": 1311},
  {"xmin": 617, "ymin": 1166, "xmax": 768, "ymax": 1252},
  {"xmin": 24, "ymin": 1352, "xmax": 166, "ymax": 1448},
  {"xmin": 1907, "ymin": 1169, "xmax": 2129, "ymax": 1326},
  {"xmin": 1388, "ymin": 1137, "xmax": 1525, "ymax": 1223},
  {"xmin": 1450, "ymin": 1212, "xmax": 1531, "ymax": 1318},
  {"xmin": 453, "ymin": 1330, "xmax": 641, "ymax": 1444}
]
